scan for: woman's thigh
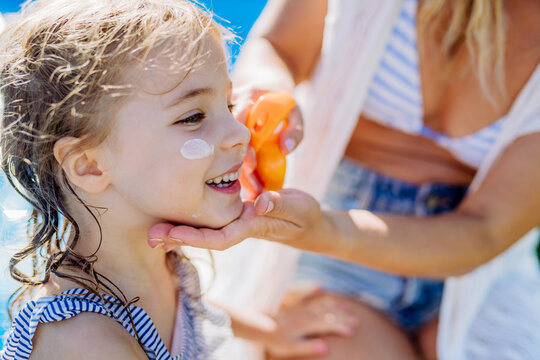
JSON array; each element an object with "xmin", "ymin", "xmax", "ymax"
[{"xmin": 269, "ymin": 292, "xmax": 419, "ymax": 360}]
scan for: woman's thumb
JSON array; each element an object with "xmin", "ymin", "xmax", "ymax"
[
  {"xmin": 270, "ymin": 339, "xmax": 328, "ymax": 358},
  {"xmin": 253, "ymin": 189, "xmax": 318, "ymax": 220},
  {"xmin": 254, "ymin": 191, "xmax": 280, "ymax": 215}
]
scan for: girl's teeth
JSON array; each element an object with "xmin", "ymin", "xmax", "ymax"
[{"xmin": 207, "ymin": 170, "xmax": 240, "ymax": 185}]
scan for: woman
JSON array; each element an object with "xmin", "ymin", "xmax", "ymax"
[{"xmin": 150, "ymin": 0, "xmax": 540, "ymax": 358}]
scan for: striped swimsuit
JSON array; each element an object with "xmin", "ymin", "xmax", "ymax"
[
  {"xmin": 1, "ymin": 252, "xmax": 232, "ymax": 359},
  {"xmin": 362, "ymin": 0, "xmax": 505, "ymax": 169}
]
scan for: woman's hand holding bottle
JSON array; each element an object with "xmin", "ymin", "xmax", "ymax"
[{"xmin": 232, "ymin": 86, "xmax": 304, "ymax": 200}]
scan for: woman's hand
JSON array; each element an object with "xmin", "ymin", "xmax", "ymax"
[
  {"xmin": 233, "ymin": 86, "xmax": 304, "ymax": 200},
  {"xmin": 262, "ymin": 287, "xmax": 359, "ymax": 358},
  {"xmin": 234, "ymin": 86, "xmax": 304, "ymax": 155},
  {"xmin": 147, "ymin": 189, "xmax": 327, "ymax": 251},
  {"xmin": 216, "ymin": 286, "xmax": 359, "ymax": 359}
]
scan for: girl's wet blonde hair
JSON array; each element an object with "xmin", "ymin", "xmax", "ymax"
[
  {"xmin": 419, "ymin": 0, "xmax": 506, "ymax": 105},
  {"xmin": 0, "ymin": 0, "xmax": 227, "ymax": 338}
]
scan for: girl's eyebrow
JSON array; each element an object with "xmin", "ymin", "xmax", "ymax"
[{"xmin": 166, "ymin": 87, "xmax": 213, "ymax": 108}]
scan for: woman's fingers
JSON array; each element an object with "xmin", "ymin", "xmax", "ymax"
[
  {"xmin": 292, "ymin": 292, "xmax": 360, "ymax": 336},
  {"xmin": 253, "ymin": 191, "xmax": 280, "ymax": 215},
  {"xmin": 281, "ymin": 284, "xmax": 324, "ymax": 308},
  {"xmin": 147, "ymin": 223, "xmax": 175, "ymax": 248},
  {"xmin": 147, "ymin": 202, "xmax": 261, "ymax": 251},
  {"xmin": 302, "ymin": 310, "xmax": 357, "ymax": 338},
  {"xmin": 240, "ymin": 146, "xmax": 264, "ymax": 201},
  {"xmin": 254, "ymin": 189, "xmax": 319, "ymax": 223},
  {"xmin": 150, "ymin": 224, "xmax": 234, "ymax": 251},
  {"xmin": 268, "ymin": 291, "xmax": 361, "ymax": 358},
  {"xmin": 233, "ymin": 85, "xmax": 303, "ymax": 156},
  {"xmin": 147, "ymin": 189, "xmax": 321, "ymax": 251},
  {"xmin": 268, "ymin": 338, "xmax": 328, "ymax": 359},
  {"xmin": 244, "ymin": 146, "xmax": 257, "ymax": 172},
  {"xmin": 239, "ymin": 171, "xmax": 262, "ymax": 201},
  {"xmin": 293, "ymin": 303, "xmax": 357, "ymax": 338},
  {"xmin": 232, "ymin": 86, "xmax": 269, "ymax": 124},
  {"xmin": 279, "ymin": 105, "xmax": 304, "ymax": 155}
]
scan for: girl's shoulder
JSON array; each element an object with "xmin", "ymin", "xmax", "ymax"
[
  {"xmin": 2, "ymin": 254, "xmax": 232, "ymax": 360},
  {"xmin": 1, "ymin": 289, "xmax": 146, "ymax": 360},
  {"xmin": 25, "ymin": 311, "xmax": 147, "ymax": 360}
]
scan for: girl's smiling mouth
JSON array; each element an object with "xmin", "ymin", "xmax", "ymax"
[{"xmin": 205, "ymin": 165, "xmax": 242, "ymax": 194}]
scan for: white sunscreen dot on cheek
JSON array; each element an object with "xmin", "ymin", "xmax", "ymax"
[{"xmin": 181, "ymin": 139, "xmax": 214, "ymax": 160}]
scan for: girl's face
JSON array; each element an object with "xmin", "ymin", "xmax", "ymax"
[{"xmin": 101, "ymin": 34, "xmax": 250, "ymax": 229}]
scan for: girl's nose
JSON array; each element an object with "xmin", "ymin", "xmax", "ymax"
[{"xmin": 221, "ymin": 112, "xmax": 251, "ymax": 151}]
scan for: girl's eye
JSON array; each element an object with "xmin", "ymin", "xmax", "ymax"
[
  {"xmin": 228, "ymin": 103, "xmax": 236, "ymax": 113},
  {"xmin": 174, "ymin": 112, "xmax": 205, "ymax": 125}
]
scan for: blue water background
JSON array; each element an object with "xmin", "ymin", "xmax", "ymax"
[{"xmin": 0, "ymin": 0, "xmax": 266, "ymax": 347}]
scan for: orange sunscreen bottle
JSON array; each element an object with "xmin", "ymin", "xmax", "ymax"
[{"xmin": 244, "ymin": 92, "xmax": 296, "ymax": 191}]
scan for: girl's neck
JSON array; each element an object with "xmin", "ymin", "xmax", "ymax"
[
  {"xmin": 46, "ymin": 190, "xmax": 181, "ymax": 300},
  {"xmin": 45, "ymin": 214, "xmax": 177, "ymax": 300}
]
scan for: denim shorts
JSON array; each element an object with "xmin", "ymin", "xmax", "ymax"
[{"xmin": 295, "ymin": 158, "xmax": 468, "ymax": 332}]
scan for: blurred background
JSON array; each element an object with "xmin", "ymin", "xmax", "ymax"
[
  {"xmin": 0, "ymin": 0, "xmax": 267, "ymax": 346},
  {"xmin": 2, "ymin": 0, "xmax": 538, "ymax": 352}
]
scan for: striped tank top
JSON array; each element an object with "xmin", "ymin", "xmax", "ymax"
[
  {"xmin": 1, "ymin": 252, "xmax": 232, "ymax": 360},
  {"xmin": 362, "ymin": 0, "xmax": 505, "ymax": 169}
]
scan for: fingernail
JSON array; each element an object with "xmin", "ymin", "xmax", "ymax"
[
  {"xmin": 169, "ymin": 231, "xmax": 185, "ymax": 243},
  {"xmin": 148, "ymin": 238, "xmax": 164, "ymax": 248},
  {"xmin": 315, "ymin": 341, "xmax": 328, "ymax": 355},
  {"xmin": 264, "ymin": 200, "xmax": 274, "ymax": 214},
  {"xmin": 169, "ymin": 236, "xmax": 184, "ymax": 243},
  {"xmin": 284, "ymin": 138, "xmax": 296, "ymax": 153},
  {"xmin": 163, "ymin": 243, "xmax": 177, "ymax": 252}
]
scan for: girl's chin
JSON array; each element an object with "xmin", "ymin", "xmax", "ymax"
[
  {"xmin": 164, "ymin": 202, "xmax": 243, "ymax": 229},
  {"xmin": 205, "ymin": 204, "xmax": 244, "ymax": 229}
]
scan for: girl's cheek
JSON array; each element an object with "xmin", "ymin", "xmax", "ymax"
[{"xmin": 180, "ymin": 138, "xmax": 214, "ymax": 160}]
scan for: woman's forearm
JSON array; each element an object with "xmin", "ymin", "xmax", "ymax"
[
  {"xmin": 315, "ymin": 209, "xmax": 502, "ymax": 278},
  {"xmin": 220, "ymin": 302, "xmax": 276, "ymax": 344},
  {"xmin": 232, "ymin": 0, "xmax": 326, "ymax": 89},
  {"xmin": 232, "ymin": 37, "xmax": 296, "ymax": 92}
]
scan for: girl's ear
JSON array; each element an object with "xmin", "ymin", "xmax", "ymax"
[{"xmin": 53, "ymin": 137, "xmax": 111, "ymax": 194}]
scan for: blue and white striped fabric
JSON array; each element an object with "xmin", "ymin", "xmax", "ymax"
[
  {"xmin": 362, "ymin": 0, "xmax": 505, "ymax": 169},
  {"xmin": 0, "ymin": 253, "xmax": 232, "ymax": 360}
]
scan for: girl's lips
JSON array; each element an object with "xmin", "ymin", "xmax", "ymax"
[
  {"xmin": 210, "ymin": 163, "xmax": 243, "ymax": 180},
  {"xmin": 206, "ymin": 179, "xmax": 241, "ymax": 194}
]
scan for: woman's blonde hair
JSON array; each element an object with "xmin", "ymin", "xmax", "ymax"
[
  {"xmin": 419, "ymin": 0, "xmax": 506, "ymax": 105},
  {"xmin": 0, "ymin": 0, "xmax": 227, "ymax": 338}
]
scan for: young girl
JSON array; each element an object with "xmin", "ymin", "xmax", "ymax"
[{"xmin": 0, "ymin": 0, "xmax": 250, "ymax": 358}]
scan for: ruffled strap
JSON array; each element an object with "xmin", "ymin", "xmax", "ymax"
[
  {"xmin": 169, "ymin": 252, "xmax": 232, "ymax": 360},
  {"xmin": 1, "ymin": 288, "xmax": 170, "ymax": 360},
  {"xmin": 1, "ymin": 289, "xmax": 113, "ymax": 360}
]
